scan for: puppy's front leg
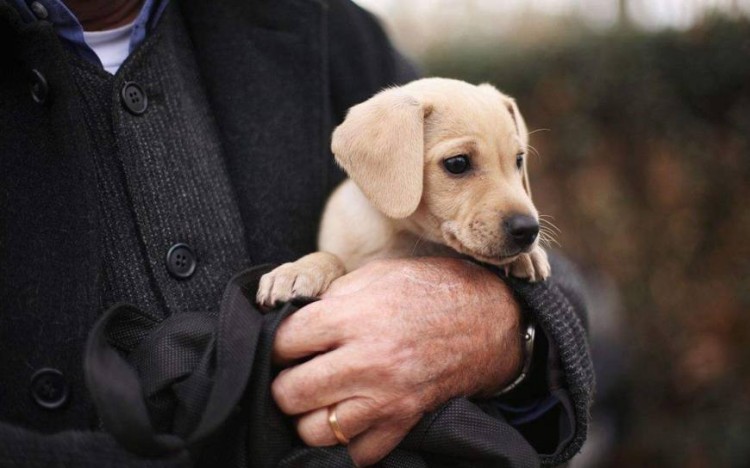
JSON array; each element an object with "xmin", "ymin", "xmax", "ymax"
[
  {"xmin": 256, "ymin": 252, "xmax": 346, "ymax": 307},
  {"xmin": 508, "ymin": 246, "xmax": 551, "ymax": 283}
]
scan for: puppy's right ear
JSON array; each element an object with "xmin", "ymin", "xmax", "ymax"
[{"xmin": 331, "ymin": 88, "xmax": 427, "ymax": 219}]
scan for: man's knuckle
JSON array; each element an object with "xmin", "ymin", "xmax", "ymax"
[
  {"xmin": 348, "ymin": 447, "xmax": 364, "ymax": 466},
  {"xmin": 318, "ymin": 359, "xmax": 341, "ymax": 383},
  {"xmin": 353, "ymin": 346, "xmax": 387, "ymax": 375},
  {"xmin": 355, "ymin": 396, "xmax": 386, "ymax": 420},
  {"xmin": 398, "ymin": 395, "xmax": 424, "ymax": 417},
  {"xmin": 297, "ymin": 420, "xmax": 329, "ymax": 446},
  {"xmin": 368, "ymin": 345, "xmax": 392, "ymax": 373},
  {"xmin": 271, "ymin": 378, "xmax": 298, "ymax": 413},
  {"xmin": 353, "ymin": 447, "xmax": 383, "ymax": 467},
  {"xmin": 384, "ymin": 344, "xmax": 414, "ymax": 379},
  {"xmin": 301, "ymin": 302, "xmax": 331, "ymax": 329},
  {"xmin": 372, "ymin": 362, "xmax": 395, "ymax": 383},
  {"xmin": 274, "ymin": 318, "xmax": 296, "ymax": 347}
]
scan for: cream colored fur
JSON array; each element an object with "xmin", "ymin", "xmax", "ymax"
[{"xmin": 257, "ymin": 78, "xmax": 550, "ymax": 306}]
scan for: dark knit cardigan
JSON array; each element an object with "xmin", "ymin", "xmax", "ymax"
[{"xmin": 0, "ymin": 0, "xmax": 593, "ymax": 466}]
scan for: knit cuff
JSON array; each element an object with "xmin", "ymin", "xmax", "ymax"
[{"xmin": 504, "ymin": 254, "xmax": 595, "ymax": 466}]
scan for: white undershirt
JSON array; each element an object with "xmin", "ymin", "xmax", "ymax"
[{"xmin": 82, "ymin": 22, "xmax": 135, "ymax": 75}]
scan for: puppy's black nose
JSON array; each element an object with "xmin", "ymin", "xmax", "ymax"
[{"xmin": 504, "ymin": 215, "xmax": 539, "ymax": 250}]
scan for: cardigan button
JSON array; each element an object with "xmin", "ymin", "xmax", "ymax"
[
  {"xmin": 30, "ymin": 69, "xmax": 49, "ymax": 105},
  {"xmin": 30, "ymin": 368, "xmax": 69, "ymax": 410},
  {"xmin": 29, "ymin": 1, "xmax": 49, "ymax": 20},
  {"xmin": 121, "ymin": 81, "xmax": 148, "ymax": 115},
  {"xmin": 166, "ymin": 243, "xmax": 197, "ymax": 279}
]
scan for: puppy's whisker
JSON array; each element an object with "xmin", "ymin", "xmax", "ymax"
[
  {"xmin": 528, "ymin": 128, "xmax": 550, "ymax": 136},
  {"xmin": 539, "ymin": 228, "xmax": 557, "ymax": 238},
  {"xmin": 539, "ymin": 224, "xmax": 559, "ymax": 239},
  {"xmin": 538, "ymin": 234, "xmax": 549, "ymax": 249},
  {"xmin": 539, "ymin": 219, "xmax": 559, "ymax": 230},
  {"xmin": 541, "ymin": 224, "xmax": 561, "ymax": 236},
  {"xmin": 540, "ymin": 226, "xmax": 560, "ymax": 240},
  {"xmin": 539, "ymin": 228, "xmax": 560, "ymax": 248},
  {"xmin": 538, "ymin": 233, "xmax": 554, "ymax": 249},
  {"xmin": 538, "ymin": 237, "xmax": 552, "ymax": 250},
  {"xmin": 409, "ymin": 234, "xmax": 425, "ymax": 256},
  {"xmin": 539, "ymin": 217, "xmax": 561, "ymax": 233},
  {"xmin": 526, "ymin": 143, "xmax": 542, "ymax": 161},
  {"xmin": 538, "ymin": 214, "xmax": 561, "ymax": 247}
]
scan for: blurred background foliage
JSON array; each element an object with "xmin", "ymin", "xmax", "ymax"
[{"xmin": 356, "ymin": 1, "xmax": 750, "ymax": 466}]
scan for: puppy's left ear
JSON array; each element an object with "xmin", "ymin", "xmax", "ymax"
[
  {"xmin": 505, "ymin": 97, "xmax": 532, "ymax": 198},
  {"xmin": 331, "ymin": 88, "xmax": 428, "ymax": 219}
]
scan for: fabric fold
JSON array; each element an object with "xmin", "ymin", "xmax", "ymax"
[{"xmin": 85, "ymin": 265, "xmax": 541, "ymax": 467}]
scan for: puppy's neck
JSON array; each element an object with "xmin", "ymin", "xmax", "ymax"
[
  {"xmin": 385, "ymin": 209, "xmax": 458, "ymax": 259},
  {"xmin": 384, "ymin": 226, "xmax": 460, "ymax": 260}
]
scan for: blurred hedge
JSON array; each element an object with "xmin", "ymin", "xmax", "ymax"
[{"xmin": 423, "ymin": 17, "xmax": 750, "ymax": 467}]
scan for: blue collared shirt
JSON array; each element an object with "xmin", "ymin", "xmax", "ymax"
[{"xmin": 8, "ymin": 0, "xmax": 168, "ymax": 70}]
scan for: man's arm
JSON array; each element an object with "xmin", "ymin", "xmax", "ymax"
[{"xmin": 270, "ymin": 255, "xmax": 593, "ymax": 466}]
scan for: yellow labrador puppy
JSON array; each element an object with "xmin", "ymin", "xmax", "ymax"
[{"xmin": 257, "ymin": 78, "xmax": 550, "ymax": 306}]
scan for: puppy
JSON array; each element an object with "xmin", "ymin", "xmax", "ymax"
[{"xmin": 257, "ymin": 78, "xmax": 550, "ymax": 306}]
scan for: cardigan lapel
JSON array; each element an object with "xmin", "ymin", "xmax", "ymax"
[{"xmin": 178, "ymin": 0, "xmax": 332, "ymax": 263}]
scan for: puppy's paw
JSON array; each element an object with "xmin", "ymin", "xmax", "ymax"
[
  {"xmin": 256, "ymin": 263, "xmax": 320, "ymax": 307},
  {"xmin": 509, "ymin": 247, "xmax": 551, "ymax": 283},
  {"xmin": 256, "ymin": 252, "xmax": 346, "ymax": 308}
]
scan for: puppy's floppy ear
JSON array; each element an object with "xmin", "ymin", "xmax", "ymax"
[
  {"xmin": 331, "ymin": 88, "xmax": 427, "ymax": 219},
  {"xmin": 505, "ymin": 97, "xmax": 532, "ymax": 198}
]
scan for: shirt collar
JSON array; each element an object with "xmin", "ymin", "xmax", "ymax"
[{"xmin": 7, "ymin": 0, "xmax": 169, "ymax": 68}]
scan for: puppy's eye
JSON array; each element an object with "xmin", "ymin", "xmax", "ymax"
[
  {"xmin": 516, "ymin": 153, "xmax": 524, "ymax": 170},
  {"xmin": 443, "ymin": 155, "xmax": 470, "ymax": 174}
]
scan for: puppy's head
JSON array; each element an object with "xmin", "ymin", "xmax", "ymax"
[{"xmin": 331, "ymin": 78, "xmax": 539, "ymax": 266}]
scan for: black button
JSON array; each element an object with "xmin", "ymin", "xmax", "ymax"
[
  {"xmin": 30, "ymin": 1, "xmax": 49, "ymax": 20},
  {"xmin": 121, "ymin": 82, "xmax": 148, "ymax": 115},
  {"xmin": 30, "ymin": 69, "xmax": 48, "ymax": 105},
  {"xmin": 30, "ymin": 368, "xmax": 69, "ymax": 410},
  {"xmin": 166, "ymin": 243, "xmax": 197, "ymax": 279}
]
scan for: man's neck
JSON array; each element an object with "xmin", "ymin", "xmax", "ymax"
[{"xmin": 63, "ymin": 0, "xmax": 144, "ymax": 31}]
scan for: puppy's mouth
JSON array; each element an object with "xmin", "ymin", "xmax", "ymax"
[{"xmin": 441, "ymin": 222, "xmax": 521, "ymax": 266}]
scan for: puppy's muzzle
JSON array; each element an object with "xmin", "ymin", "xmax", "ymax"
[{"xmin": 504, "ymin": 215, "xmax": 539, "ymax": 251}]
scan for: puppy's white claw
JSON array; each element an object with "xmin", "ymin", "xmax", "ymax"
[
  {"xmin": 255, "ymin": 263, "xmax": 301, "ymax": 308},
  {"xmin": 530, "ymin": 247, "xmax": 551, "ymax": 281},
  {"xmin": 255, "ymin": 254, "xmax": 345, "ymax": 309},
  {"xmin": 256, "ymin": 272, "xmax": 275, "ymax": 308},
  {"xmin": 509, "ymin": 253, "xmax": 534, "ymax": 281},
  {"xmin": 508, "ymin": 247, "xmax": 551, "ymax": 283}
]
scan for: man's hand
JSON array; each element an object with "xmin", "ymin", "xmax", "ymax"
[{"xmin": 271, "ymin": 258, "xmax": 523, "ymax": 466}]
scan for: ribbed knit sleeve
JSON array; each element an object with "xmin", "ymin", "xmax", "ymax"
[{"xmin": 505, "ymin": 253, "xmax": 595, "ymax": 466}]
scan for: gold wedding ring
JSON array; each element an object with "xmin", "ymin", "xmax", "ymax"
[{"xmin": 327, "ymin": 404, "xmax": 350, "ymax": 446}]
